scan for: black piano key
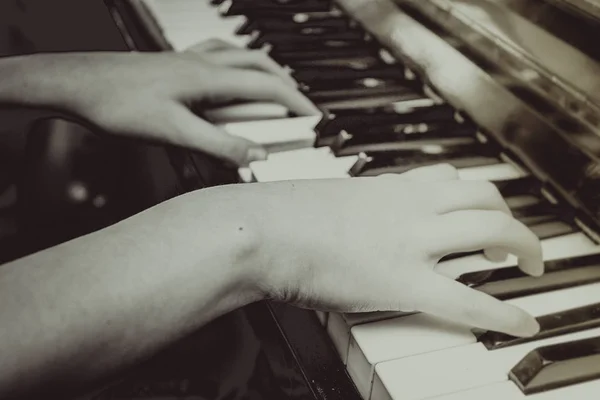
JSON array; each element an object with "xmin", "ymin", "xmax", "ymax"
[
  {"xmin": 293, "ymin": 65, "xmax": 404, "ymax": 84},
  {"xmin": 506, "ymin": 194, "xmax": 554, "ymax": 211},
  {"xmin": 504, "ymin": 195, "xmax": 540, "ymax": 209},
  {"xmin": 523, "ymin": 219, "xmax": 575, "ymax": 239},
  {"xmin": 509, "ymin": 335, "xmax": 600, "ymax": 394},
  {"xmin": 237, "ymin": 11, "xmax": 349, "ymax": 34},
  {"xmin": 354, "ymin": 156, "xmax": 500, "ymax": 177},
  {"xmin": 315, "ymin": 103, "xmax": 456, "ymax": 137},
  {"xmin": 349, "ymin": 143, "xmax": 500, "ymax": 177},
  {"xmin": 480, "ymin": 304, "xmax": 600, "ymax": 351},
  {"xmin": 222, "ymin": 0, "xmax": 333, "ymax": 16},
  {"xmin": 336, "ymin": 137, "xmax": 477, "ymax": 157},
  {"xmin": 318, "ymin": 92, "xmax": 431, "ymax": 112},
  {"xmin": 512, "ymin": 201, "xmax": 563, "ymax": 220},
  {"xmin": 270, "ymin": 43, "xmax": 377, "ymax": 63},
  {"xmin": 494, "ymin": 177, "xmax": 541, "ymax": 198},
  {"xmin": 457, "ymin": 253, "xmax": 600, "ymax": 300},
  {"xmin": 330, "ymin": 123, "xmax": 475, "ymax": 153},
  {"xmin": 248, "ymin": 30, "xmax": 366, "ymax": 50},
  {"xmin": 304, "ymin": 78, "xmax": 421, "ymax": 105},
  {"xmin": 517, "ymin": 213, "xmax": 559, "ymax": 227},
  {"xmin": 440, "ymin": 219, "xmax": 575, "ymax": 262},
  {"xmin": 302, "ymin": 75, "xmax": 413, "ymax": 95},
  {"xmin": 286, "ymin": 54, "xmax": 384, "ymax": 70}
]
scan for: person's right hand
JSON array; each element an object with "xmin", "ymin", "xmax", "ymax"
[{"xmin": 222, "ymin": 164, "xmax": 543, "ymax": 337}]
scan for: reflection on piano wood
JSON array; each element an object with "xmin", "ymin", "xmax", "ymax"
[{"xmin": 105, "ymin": 0, "xmax": 600, "ymax": 399}]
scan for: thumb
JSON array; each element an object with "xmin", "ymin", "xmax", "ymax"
[{"xmin": 165, "ymin": 104, "xmax": 268, "ymax": 166}]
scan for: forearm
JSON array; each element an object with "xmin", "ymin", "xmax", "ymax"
[
  {"xmin": 0, "ymin": 186, "xmax": 264, "ymax": 398},
  {"xmin": 0, "ymin": 53, "xmax": 108, "ymax": 116},
  {"xmin": 0, "ymin": 54, "xmax": 51, "ymax": 108}
]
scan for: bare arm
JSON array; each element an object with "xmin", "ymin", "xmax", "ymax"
[
  {"xmin": 0, "ymin": 169, "xmax": 543, "ymax": 399},
  {"xmin": 0, "ymin": 50, "xmax": 318, "ymax": 166},
  {"xmin": 0, "ymin": 186, "xmax": 264, "ymax": 399}
]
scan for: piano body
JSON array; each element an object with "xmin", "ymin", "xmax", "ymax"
[
  {"xmin": 93, "ymin": 1, "xmax": 600, "ymax": 399},
  {"xmin": 3, "ymin": 0, "xmax": 600, "ymax": 399}
]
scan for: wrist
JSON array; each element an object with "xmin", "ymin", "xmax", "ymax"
[{"xmin": 164, "ymin": 186, "xmax": 270, "ymax": 307}]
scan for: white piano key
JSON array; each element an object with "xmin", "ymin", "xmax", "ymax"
[
  {"xmin": 238, "ymin": 147, "xmax": 334, "ymax": 183},
  {"xmin": 324, "ymin": 164, "xmax": 530, "ymax": 367},
  {"xmin": 337, "ymin": 232, "xmax": 600, "ymax": 374},
  {"xmin": 264, "ymin": 146, "xmax": 333, "ymax": 161},
  {"xmin": 250, "ymin": 155, "xmax": 358, "ymax": 182},
  {"xmin": 238, "ymin": 167, "xmax": 254, "ymax": 183},
  {"xmin": 164, "ymin": 28, "xmax": 249, "ymax": 51},
  {"xmin": 142, "ymin": 0, "xmax": 249, "ymax": 50},
  {"xmin": 437, "ymin": 232, "xmax": 600, "ymax": 279},
  {"xmin": 249, "ymin": 145, "xmax": 358, "ymax": 182},
  {"xmin": 346, "ymin": 280, "xmax": 600, "ymax": 400},
  {"xmin": 204, "ymin": 103, "xmax": 291, "ymax": 123},
  {"xmin": 327, "ymin": 311, "xmax": 410, "ymax": 365},
  {"xmin": 373, "ymin": 326, "xmax": 600, "ymax": 400},
  {"xmin": 428, "ymin": 379, "xmax": 600, "ymax": 400},
  {"xmin": 316, "ymin": 311, "xmax": 329, "ymax": 326},
  {"xmin": 347, "ymin": 313, "xmax": 473, "ymax": 399},
  {"xmin": 458, "ymin": 163, "xmax": 526, "ymax": 181},
  {"xmin": 219, "ymin": 116, "xmax": 321, "ymax": 151}
]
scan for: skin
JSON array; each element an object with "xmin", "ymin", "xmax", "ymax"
[
  {"xmin": 0, "ymin": 44, "xmax": 319, "ymax": 166},
  {"xmin": 0, "ymin": 47, "xmax": 543, "ymax": 399}
]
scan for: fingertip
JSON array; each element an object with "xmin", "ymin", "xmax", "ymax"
[
  {"xmin": 282, "ymin": 73, "xmax": 298, "ymax": 87},
  {"xmin": 517, "ymin": 258, "xmax": 543, "ymax": 278},
  {"xmin": 247, "ymin": 146, "xmax": 269, "ymax": 163},
  {"xmin": 434, "ymin": 163, "xmax": 460, "ymax": 178},
  {"xmin": 484, "ymin": 248, "xmax": 508, "ymax": 262},
  {"xmin": 297, "ymin": 100, "xmax": 321, "ymax": 116},
  {"xmin": 510, "ymin": 309, "xmax": 540, "ymax": 338}
]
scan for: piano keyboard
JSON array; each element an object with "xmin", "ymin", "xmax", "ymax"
[{"xmin": 138, "ymin": 1, "xmax": 600, "ymax": 399}]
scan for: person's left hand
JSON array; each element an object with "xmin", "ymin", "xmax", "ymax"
[
  {"xmin": 185, "ymin": 38, "xmax": 298, "ymax": 87},
  {"xmin": 7, "ymin": 50, "xmax": 318, "ymax": 166}
]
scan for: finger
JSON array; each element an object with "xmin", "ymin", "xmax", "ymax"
[
  {"xmin": 409, "ymin": 271, "xmax": 540, "ymax": 337},
  {"xmin": 207, "ymin": 49, "xmax": 297, "ymax": 87},
  {"xmin": 484, "ymin": 248, "xmax": 509, "ymax": 262},
  {"xmin": 430, "ymin": 180, "xmax": 512, "ymax": 216},
  {"xmin": 392, "ymin": 164, "xmax": 460, "ymax": 182},
  {"xmin": 427, "ymin": 180, "xmax": 512, "ymax": 263},
  {"xmin": 203, "ymin": 68, "xmax": 320, "ymax": 116},
  {"xmin": 421, "ymin": 210, "xmax": 543, "ymax": 276},
  {"xmin": 165, "ymin": 105, "xmax": 268, "ymax": 166},
  {"xmin": 185, "ymin": 38, "xmax": 239, "ymax": 53}
]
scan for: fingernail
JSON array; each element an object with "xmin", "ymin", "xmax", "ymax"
[
  {"xmin": 514, "ymin": 314, "xmax": 540, "ymax": 338},
  {"xmin": 247, "ymin": 147, "xmax": 268, "ymax": 162},
  {"xmin": 520, "ymin": 259, "xmax": 545, "ymax": 277}
]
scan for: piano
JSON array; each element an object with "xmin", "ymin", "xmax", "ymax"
[{"xmin": 6, "ymin": 0, "xmax": 600, "ymax": 398}]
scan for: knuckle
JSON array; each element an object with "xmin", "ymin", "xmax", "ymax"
[
  {"xmin": 249, "ymin": 49, "xmax": 269, "ymax": 61},
  {"xmin": 485, "ymin": 210, "xmax": 514, "ymax": 235},
  {"xmin": 206, "ymin": 38, "xmax": 226, "ymax": 48},
  {"xmin": 478, "ymin": 180, "xmax": 502, "ymax": 198},
  {"xmin": 435, "ymin": 163, "xmax": 459, "ymax": 174}
]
